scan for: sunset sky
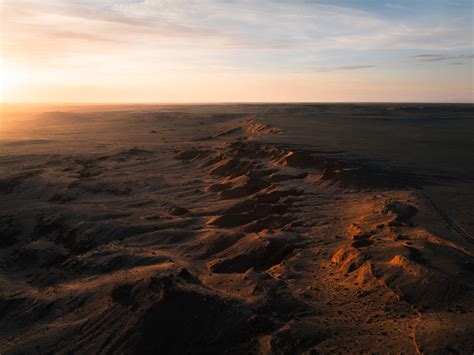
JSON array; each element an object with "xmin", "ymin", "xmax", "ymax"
[{"xmin": 1, "ymin": 0, "xmax": 473, "ymax": 103}]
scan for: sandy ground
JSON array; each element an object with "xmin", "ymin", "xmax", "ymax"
[{"xmin": 0, "ymin": 104, "xmax": 473, "ymax": 354}]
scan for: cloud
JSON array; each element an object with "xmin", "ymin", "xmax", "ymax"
[
  {"xmin": 48, "ymin": 30, "xmax": 119, "ymax": 43},
  {"xmin": 1, "ymin": 0, "xmax": 473, "ymax": 76},
  {"xmin": 413, "ymin": 54, "xmax": 474, "ymax": 62},
  {"xmin": 384, "ymin": 3, "xmax": 406, "ymax": 9},
  {"xmin": 3, "ymin": 0, "xmax": 472, "ymax": 56},
  {"xmin": 318, "ymin": 65, "xmax": 376, "ymax": 72}
]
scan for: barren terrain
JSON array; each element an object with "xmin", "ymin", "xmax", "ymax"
[{"xmin": 0, "ymin": 104, "xmax": 473, "ymax": 354}]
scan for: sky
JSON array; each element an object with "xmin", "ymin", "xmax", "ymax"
[{"xmin": 0, "ymin": 0, "xmax": 473, "ymax": 103}]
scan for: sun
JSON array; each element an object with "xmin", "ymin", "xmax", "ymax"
[
  {"xmin": 0, "ymin": 62, "xmax": 13, "ymax": 102},
  {"xmin": 0, "ymin": 60, "xmax": 23, "ymax": 102},
  {"xmin": 0, "ymin": 68, "xmax": 5, "ymax": 101}
]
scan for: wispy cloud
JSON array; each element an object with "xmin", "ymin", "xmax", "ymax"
[
  {"xmin": 318, "ymin": 65, "xmax": 376, "ymax": 72},
  {"xmin": 3, "ymin": 0, "xmax": 472, "ymax": 64},
  {"xmin": 413, "ymin": 54, "xmax": 474, "ymax": 62},
  {"xmin": 384, "ymin": 3, "xmax": 406, "ymax": 10}
]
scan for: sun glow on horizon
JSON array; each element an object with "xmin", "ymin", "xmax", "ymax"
[
  {"xmin": 0, "ymin": 60, "xmax": 28, "ymax": 103},
  {"xmin": 0, "ymin": 62, "xmax": 10, "ymax": 102}
]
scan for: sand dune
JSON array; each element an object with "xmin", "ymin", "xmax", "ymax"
[{"xmin": 0, "ymin": 104, "xmax": 473, "ymax": 354}]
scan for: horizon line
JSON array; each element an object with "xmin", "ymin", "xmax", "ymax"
[{"xmin": 2, "ymin": 101, "xmax": 473, "ymax": 106}]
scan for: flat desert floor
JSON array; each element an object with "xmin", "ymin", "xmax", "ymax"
[{"xmin": 0, "ymin": 104, "xmax": 473, "ymax": 354}]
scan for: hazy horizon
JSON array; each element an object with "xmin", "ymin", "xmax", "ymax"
[{"xmin": 2, "ymin": 101, "xmax": 474, "ymax": 105}]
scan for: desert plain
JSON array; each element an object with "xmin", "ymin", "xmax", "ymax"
[{"xmin": 0, "ymin": 104, "xmax": 473, "ymax": 354}]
